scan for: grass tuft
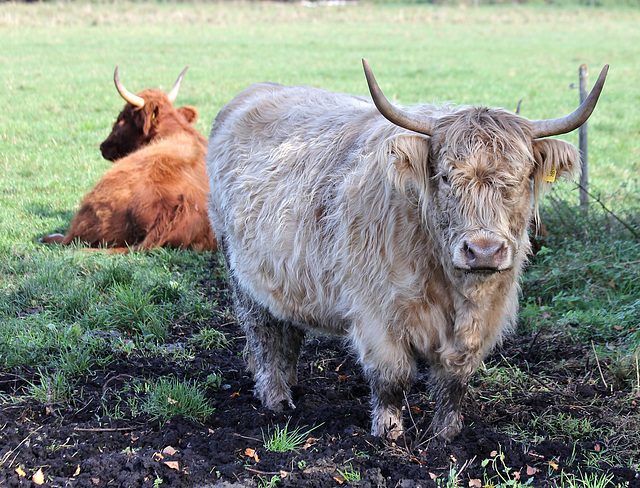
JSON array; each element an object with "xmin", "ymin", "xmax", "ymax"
[
  {"xmin": 143, "ymin": 376, "xmax": 216, "ymax": 424},
  {"xmin": 263, "ymin": 419, "xmax": 322, "ymax": 453}
]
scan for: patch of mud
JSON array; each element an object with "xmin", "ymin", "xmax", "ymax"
[{"xmin": 0, "ymin": 264, "xmax": 638, "ymax": 487}]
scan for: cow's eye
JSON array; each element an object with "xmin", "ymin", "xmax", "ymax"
[{"xmin": 440, "ymin": 173, "xmax": 451, "ymax": 187}]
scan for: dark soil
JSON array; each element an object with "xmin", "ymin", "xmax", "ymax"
[{"xmin": 1, "ymin": 261, "xmax": 639, "ymax": 488}]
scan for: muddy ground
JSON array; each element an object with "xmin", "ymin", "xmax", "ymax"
[{"xmin": 1, "ymin": 263, "xmax": 639, "ymax": 488}]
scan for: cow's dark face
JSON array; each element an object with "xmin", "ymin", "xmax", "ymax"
[
  {"xmin": 100, "ymin": 104, "xmax": 151, "ymax": 161},
  {"xmin": 100, "ymin": 88, "xmax": 200, "ymax": 162}
]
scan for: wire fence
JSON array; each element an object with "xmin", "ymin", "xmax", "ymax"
[{"xmin": 540, "ymin": 183, "xmax": 640, "ymax": 245}]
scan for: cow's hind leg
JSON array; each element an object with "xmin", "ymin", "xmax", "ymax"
[
  {"xmin": 230, "ymin": 277, "xmax": 303, "ymax": 411},
  {"xmin": 283, "ymin": 323, "xmax": 305, "ymax": 387}
]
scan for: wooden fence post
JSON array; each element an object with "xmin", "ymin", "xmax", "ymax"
[{"xmin": 579, "ymin": 64, "xmax": 589, "ymax": 212}]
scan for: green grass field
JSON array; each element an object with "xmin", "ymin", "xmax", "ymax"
[
  {"xmin": 1, "ymin": 3, "xmax": 639, "ymax": 482},
  {"xmin": 2, "ymin": 3, "xmax": 639, "ymax": 254}
]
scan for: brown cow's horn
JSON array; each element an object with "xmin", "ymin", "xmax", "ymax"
[
  {"xmin": 167, "ymin": 66, "xmax": 189, "ymax": 104},
  {"xmin": 362, "ymin": 59, "xmax": 436, "ymax": 136},
  {"xmin": 114, "ymin": 65, "xmax": 145, "ymax": 108},
  {"xmin": 531, "ymin": 64, "xmax": 609, "ymax": 139}
]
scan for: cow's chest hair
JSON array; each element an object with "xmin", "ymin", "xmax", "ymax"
[{"xmin": 398, "ymin": 269, "xmax": 518, "ymax": 378}]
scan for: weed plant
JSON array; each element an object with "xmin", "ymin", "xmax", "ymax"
[
  {"xmin": 256, "ymin": 474, "xmax": 281, "ymax": 488},
  {"xmin": 190, "ymin": 326, "xmax": 228, "ymax": 350}
]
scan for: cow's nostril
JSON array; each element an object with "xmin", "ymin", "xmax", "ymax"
[{"xmin": 463, "ymin": 242, "xmax": 476, "ymax": 263}]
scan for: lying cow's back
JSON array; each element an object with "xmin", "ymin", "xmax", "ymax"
[{"xmin": 67, "ymin": 132, "xmax": 215, "ymax": 251}]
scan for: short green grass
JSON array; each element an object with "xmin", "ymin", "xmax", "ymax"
[{"xmin": 337, "ymin": 463, "xmax": 362, "ymax": 482}]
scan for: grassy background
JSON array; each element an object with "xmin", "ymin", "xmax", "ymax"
[
  {"xmin": 1, "ymin": 2, "xmax": 639, "ymax": 256},
  {"xmin": 0, "ymin": 0, "xmax": 639, "ymax": 462}
]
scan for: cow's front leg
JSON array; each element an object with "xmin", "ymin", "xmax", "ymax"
[
  {"xmin": 353, "ymin": 326, "xmax": 415, "ymax": 439},
  {"xmin": 430, "ymin": 369, "xmax": 468, "ymax": 441}
]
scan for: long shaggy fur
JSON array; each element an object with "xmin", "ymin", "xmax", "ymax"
[
  {"xmin": 42, "ymin": 84, "xmax": 217, "ymax": 252},
  {"xmin": 48, "ymin": 133, "xmax": 216, "ymax": 252},
  {"xmin": 206, "ymin": 82, "xmax": 580, "ymax": 440}
]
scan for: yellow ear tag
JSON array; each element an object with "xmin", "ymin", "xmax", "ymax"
[{"xmin": 545, "ymin": 165, "xmax": 556, "ymax": 183}]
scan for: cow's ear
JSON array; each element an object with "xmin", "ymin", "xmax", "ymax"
[
  {"xmin": 386, "ymin": 134, "xmax": 431, "ymax": 193},
  {"xmin": 177, "ymin": 106, "xmax": 199, "ymax": 124},
  {"xmin": 142, "ymin": 103, "xmax": 159, "ymax": 135},
  {"xmin": 531, "ymin": 138, "xmax": 580, "ymax": 200}
]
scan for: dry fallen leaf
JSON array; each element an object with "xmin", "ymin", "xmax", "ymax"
[
  {"xmin": 244, "ymin": 448, "xmax": 259, "ymax": 462},
  {"xmin": 549, "ymin": 461, "xmax": 559, "ymax": 470},
  {"xmin": 595, "ymin": 444, "xmax": 602, "ymax": 452},
  {"xmin": 164, "ymin": 461, "xmax": 179, "ymax": 471},
  {"xmin": 490, "ymin": 450, "xmax": 498, "ymax": 458},
  {"xmin": 469, "ymin": 479, "xmax": 482, "ymax": 487},
  {"xmin": 333, "ymin": 476, "xmax": 346, "ymax": 484},
  {"xmin": 91, "ymin": 478, "xmax": 100, "ymax": 485},
  {"xmin": 303, "ymin": 437, "xmax": 320, "ymax": 450},
  {"xmin": 15, "ymin": 467, "xmax": 26, "ymax": 477},
  {"xmin": 32, "ymin": 468, "xmax": 45, "ymax": 485},
  {"xmin": 163, "ymin": 446, "xmax": 178, "ymax": 456},
  {"xmin": 73, "ymin": 464, "xmax": 81, "ymax": 476},
  {"xmin": 526, "ymin": 465, "xmax": 539, "ymax": 476},
  {"xmin": 429, "ymin": 473, "xmax": 439, "ymax": 480},
  {"xmin": 280, "ymin": 470, "xmax": 289, "ymax": 478}
]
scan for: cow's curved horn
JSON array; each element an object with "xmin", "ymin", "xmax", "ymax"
[
  {"xmin": 362, "ymin": 59, "xmax": 436, "ymax": 136},
  {"xmin": 167, "ymin": 66, "xmax": 189, "ymax": 104},
  {"xmin": 531, "ymin": 65, "xmax": 608, "ymax": 139},
  {"xmin": 114, "ymin": 65, "xmax": 145, "ymax": 108}
]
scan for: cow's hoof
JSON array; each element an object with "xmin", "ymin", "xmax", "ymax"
[
  {"xmin": 39, "ymin": 234, "xmax": 65, "ymax": 244},
  {"xmin": 371, "ymin": 408, "xmax": 403, "ymax": 440}
]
